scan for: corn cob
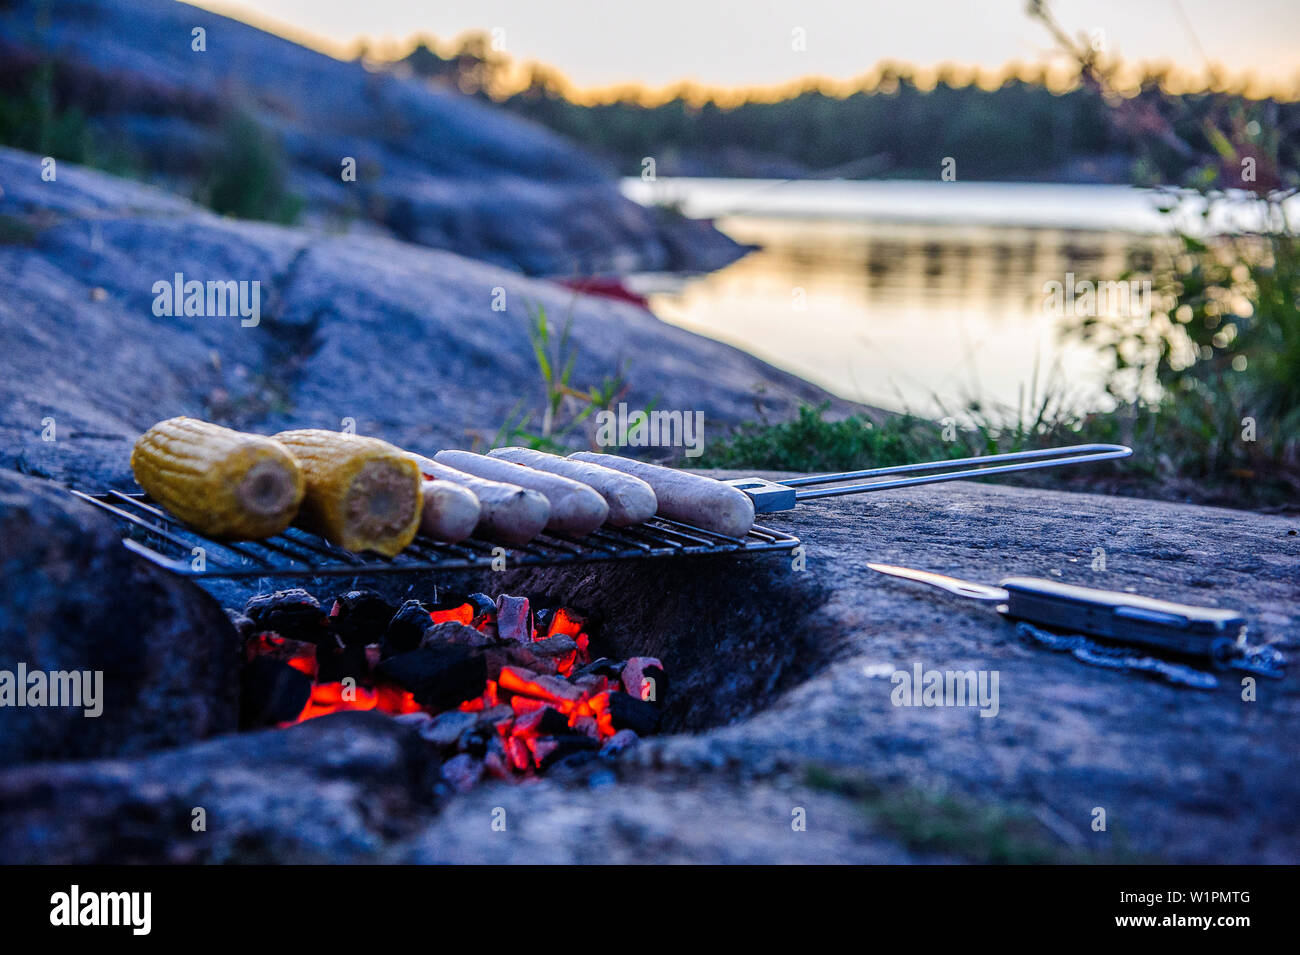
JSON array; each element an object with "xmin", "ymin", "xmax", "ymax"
[
  {"xmin": 130, "ymin": 417, "xmax": 305, "ymax": 540},
  {"xmin": 273, "ymin": 429, "xmax": 422, "ymax": 556}
]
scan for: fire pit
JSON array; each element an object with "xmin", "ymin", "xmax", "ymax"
[{"xmin": 235, "ymin": 587, "xmax": 666, "ymax": 791}]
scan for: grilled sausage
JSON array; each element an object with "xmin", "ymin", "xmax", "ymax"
[
  {"xmin": 417, "ymin": 479, "xmax": 481, "ymax": 543},
  {"xmin": 487, "ymin": 446, "xmax": 658, "ymax": 526},
  {"xmin": 433, "ymin": 450, "xmax": 609, "ymax": 537},
  {"xmin": 568, "ymin": 452, "xmax": 755, "ymax": 537},
  {"xmin": 406, "ymin": 453, "xmax": 549, "ymax": 546}
]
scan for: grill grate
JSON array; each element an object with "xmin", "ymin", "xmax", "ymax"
[{"xmin": 72, "ymin": 490, "xmax": 802, "ymax": 579}]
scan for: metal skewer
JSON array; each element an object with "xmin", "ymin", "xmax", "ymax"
[{"xmin": 726, "ymin": 443, "xmax": 1133, "ymax": 512}]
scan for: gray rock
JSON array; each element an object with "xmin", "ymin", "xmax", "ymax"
[
  {"xmin": 0, "ymin": 146, "xmax": 852, "ymax": 491},
  {"xmin": 0, "ymin": 0, "xmax": 746, "ymax": 276},
  {"xmin": 0, "ymin": 712, "xmax": 435, "ymax": 863},
  {"xmin": 0, "ymin": 470, "xmax": 239, "ymax": 764}
]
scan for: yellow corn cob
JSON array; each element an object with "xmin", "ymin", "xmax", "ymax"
[
  {"xmin": 130, "ymin": 417, "xmax": 305, "ymax": 540},
  {"xmin": 273, "ymin": 429, "xmax": 422, "ymax": 556}
]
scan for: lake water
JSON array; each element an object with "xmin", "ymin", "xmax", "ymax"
[{"xmin": 622, "ymin": 178, "xmax": 1195, "ymax": 418}]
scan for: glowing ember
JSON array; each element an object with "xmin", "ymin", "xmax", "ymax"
[{"xmin": 238, "ymin": 590, "xmax": 663, "ymax": 782}]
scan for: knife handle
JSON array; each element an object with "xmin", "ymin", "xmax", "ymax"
[{"xmin": 998, "ymin": 577, "xmax": 1246, "ymax": 658}]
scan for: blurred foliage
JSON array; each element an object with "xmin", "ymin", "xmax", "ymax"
[
  {"xmin": 0, "ymin": 58, "xmax": 300, "ymax": 225},
  {"xmin": 201, "ymin": 113, "xmax": 302, "ymax": 225},
  {"xmin": 399, "ymin": 35, "xmax": 1299, "ymax": 184}
]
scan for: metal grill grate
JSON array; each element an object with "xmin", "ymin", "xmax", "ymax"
[{"xmin": 72, "ymin": 490, "xmax": 802, "ymax": 579}]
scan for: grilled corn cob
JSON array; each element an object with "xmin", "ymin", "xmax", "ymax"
[
  {"xmin": 131, "ymin": 417, "xmax": 305, "ymax": 540},
  {"xmin": 273, "ymin": 429, "xmax": 422, "ymax": 556}
]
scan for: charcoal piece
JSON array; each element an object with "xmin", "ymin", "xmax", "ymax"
[
  {"xmin": 514, "ymin": 706, "xmax": 571, "ymax": 737},
  {"xmin": 421, "ymin": 620, "xmax": 491, "ymax": 650},
  {"xmin": 239, "ymin": 656, "xmax": 311, "ymax": 729},
  {"xmin": 243, "ymin": 589, "xmax": 325, "ymax": 644},
  {"xmin": 621, "ymin": 657, "xmax": 667, "ymax": 706},
  {"xmin": 374, "ymin": 646, "xmax": 487, "ymax": 710},
  {"xmin": 607, "ymin": 692, "xmax": 660, "ymax": 736},
  {"xmin": 535, "ymin": 734, "xmax": 600, "ymax": 770},
  {"xmin": 572, "ymin": 657, "xmax": 624, "ymax": 681},
  {"xmin": 441, "ymin": 753, "xmax": 483, "ymax": 794},
  {"xmin": 496, "ymin": 595, "xmax": 532, "ymax": 644},
  {"xmin": 465, "ymin": 592, "xmax": 498, "ymax": 621},
  {"xmin": 420, "ymin": 710, "xmax": 478, "ymax": 747},
  {"xmin": 457, "ymin": 725, "xmax": 493, "ymax": 757},
  {"xmin": 327, "ymin": 590, "xmax": 396, "ymax": 647},
  {"xmin": 314, "ymin": 641, "xmax": 371, "ymax": 684},
  {"xmin": 600, "ymin": 728, "xmax": 640, "ymax": 757},
  {"xmin": 532, "ymin": 607, "xmax": 555, "ymax": 633},
  {"xmin": 381, "ymin": 599, "xmax": 434, "ymax": 657},
  {"xmin": 531, "ymin": 634, "xmax": 578, "ymax": 658},
  {"xmin": 244, "ymin": 631, "xmax": 318, "ymax": 674}
]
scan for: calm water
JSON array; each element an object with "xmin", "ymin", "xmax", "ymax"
[{"xmin": 622, "ymin": 178, "xmax": 1185, "ymax": 418}]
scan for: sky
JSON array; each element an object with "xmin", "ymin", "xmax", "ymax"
[{"xmin": 191, "ymin": 0, "xmax": 1300, "ymax": 96}]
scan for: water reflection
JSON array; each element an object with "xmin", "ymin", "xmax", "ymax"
[{"xmin": 637, "ymin": 216, "xmax": 1158, "ymax": 417}]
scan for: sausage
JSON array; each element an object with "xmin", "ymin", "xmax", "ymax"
[
  {"xmin": 406, "ymin": 453, "xmax": 549, "ymax": 546},
  {"xmin": 568, "ymin": 452, "xmax": 755, "ymax": 537},
  {"xmin": 417, "ymin": 479, "xmax": 481, "ymax": 543},
  {"xmin": 433, "ymin": 450, "xmax": 609, "ymax": 537},
  {"xmin": 487, "ymin": 447, "xmax": 657, "ymax": 526}
]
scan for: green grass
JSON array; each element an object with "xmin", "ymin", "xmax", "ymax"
[
  {"xmin": 804, "ymin": 766, "xmax": 1139, "ymax": 864},
  {"xmin": 684, "ymin": 399, "xmax": 1299, "ymax": 511}
]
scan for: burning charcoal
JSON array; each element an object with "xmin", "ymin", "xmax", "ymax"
[
  {"xmin": 572, "ymin": 657, "xmax": 624, "ymax": 681},
  {"xmin": 513, "ymin": 706, "xmax": 572, "ymax": 738},
  {"xmin": 621, "ymin": 657, "xmax": 667, "ymax": 705},
  {"xmin": 571, "ymin": 673, "xmax": 609, "ymax": 695},
  {"xmin": 499, "ymin": 666, "xmax": 583, "ymax": 704},
  {"xmin": 381, "ymin": 599, "xmax": 435, "ymax": 657},
  {"xmin": 535, "ymin": 734, "xmax": 600, "ymax": 770},
  {"xmin": 530, "ymin": 634, "xmax": 578, "ymax": 659},
  {"xmin": 465, "ymin": 592, "xmax": 498, "ymax": 622},
  {"xmin": 374, "ymin": 645, "xmax": 487, "ymax": 709},
  {"xmin": 428, "ymin": 601, "xmax": 474, "ymax": 626},
  {"xmin": 419, "ymin": 709, "xmax": 478, "ymax": 747},
  {"xmin": 600, "ymin": 729, "xmax": 639, "ymax": 757},
  {"xmin": 484, "ymin": 644, "xmax": 545, "ymax": 678},
  {"xmin": 326, "ymin": 590, "xmax": 396, "ymax": 647},
  {"xmin": 571, "ymin": 715, "xmax": 600, "ymax": 740},
  {"xmin": 245, "ymin": 631, "xmax": 318, "ymax": 679},
  {"xmin": 546, "ymin": 607, "xmax": 587, "ymax": 639},
  {"xmin": 607, "ymin": 691, "xmax": 660, "ymax": 736},
  {"xmin": 239, "ymin": 656, "xmax": 312, "ymax": 729},
  {"xmin": 532, "ymin": 606, "xmax": 555, "ymax": 633},
  {"xmin": 495, "ymin": 595, "xmax": 532, "ymax": 644},
  {"xmin": 441, "ymin": 753, "xmax": 484, "ymax": 794},
  {"xmin": 504, "ymin": 735, "xmax": 532, "ymax": 772},
  {"xmin": 422, "ymin": 620, "xmax": 491, "ymax": 650},
  {"xmin": 243, "ymin": 589, "xmax": 325, "ymax": 644}
]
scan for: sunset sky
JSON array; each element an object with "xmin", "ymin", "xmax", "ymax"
[{"xmin": 192, "ymin": 0, "xmax": 1300, "ymax": 96}]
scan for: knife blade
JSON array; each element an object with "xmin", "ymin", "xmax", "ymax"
[{"xmin": 867, "ymin": 562, "xmax": 1248, "ymax": 662}]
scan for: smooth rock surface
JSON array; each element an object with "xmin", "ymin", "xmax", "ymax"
[
  {"xmin": 0, "ymin": 0, "xmax": 745, "ymax": 276},
  {"xmin": 0, "ymin": 470, "xmax": 239, "ymax": 765},
  {"xmin": 0, "ymin": 147, "xmax": 851, "ymax": 489}
]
